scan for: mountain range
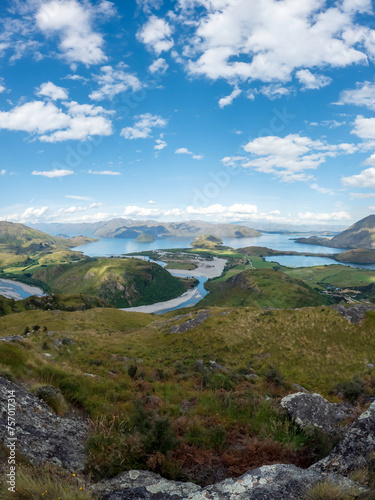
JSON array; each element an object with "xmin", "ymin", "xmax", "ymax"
[{"xmin": 32, "ymin": 219, "xmax": 261, "ymax": 239}]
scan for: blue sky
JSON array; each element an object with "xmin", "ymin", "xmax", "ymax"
[{"xmin": 1, "ymin": 0, "xmax": 375, "ymax": 227}]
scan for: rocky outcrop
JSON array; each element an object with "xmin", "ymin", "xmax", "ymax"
[
  {"xmin": 0, "ymin": 335, "xmax": 25, "ymax": 342},
  {"xmin": 169, "ymin": 310, "xmax": 212, "ymax": 334},
  {"xmin": 91, "ymin": 465, "xmax": 365, "ymax": 500},
  {"xmin": 0, "ymin": 377, "xmax": 87, "ymax": 471},
  {"xmin": 280, "ymin": 392, "xmax": 353, "ymax": 437},
  {"xmin": 311, "ymin": 401, "xmax": 375, "ymax": 476},
  {"xmin": 332, "ymin": 304, "xmax": 375, "ymax": 323}
]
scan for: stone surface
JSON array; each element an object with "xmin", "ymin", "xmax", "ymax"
[
  {"xmin": 311, "ymin": 401, "xmax": 375, "ymax": 476},
  {"xmin": 280, "ymin": 392, "xmax": 352, "ymax": 437},
  {"xmin": 0, "ymin": 377, "xmax": 87, "ymax": 471},
  {"xmin": 91, "ymin": 465, "xmax": 365, "ymax": 500},
  {"xmin": 0, "ymin": 335, "xmax": 25, "ymax": 342},
  {"xmin": 332, "ymin": 304, "xmax": 375, "ymax": 323},
  {"xmin": 90, "ymin": 470, "xmax": 202, "ymax": 499},
  {"xmin": 169, "ymin": 311, "xmax": 212, "ymax": 334}
]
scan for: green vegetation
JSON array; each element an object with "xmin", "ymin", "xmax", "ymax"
[
  {"xmin": 191, "ymin": 234, "xmax": 227, "ymax": 250},
  {"xmin": 135, "ymin": 233, "xmax": 156, "ymax": 243},
  {"xmin": 284, "ymin": 265, "xmax": 375, "ymax": 289},
  {"xmin": 334, "ymin": 248, "xmax": 375, "ymax": 264},
  {"xmin": 200, "ymin": 268, "xmax": 331, "ymax": 308},
  {"xmin": 0, "ymin": 305, "xmax": 374, "ymax": 484}
]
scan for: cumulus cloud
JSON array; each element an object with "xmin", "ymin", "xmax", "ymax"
[
  {"xmin": 88, "ymin": 169, "xmax": 121, "ymax": 175},
  {"xmin": 154, "ymin": 138, "xmax": 167, "ymax": 150},
  {"xmin": 89, "ymin": 65, "xmax": 142, "ymax": 101},
  {"xmin": 351, "ymin": 116, "xmax": 375, "ymax": 140},
  {"xmin": 218, "ymin": 87, "xmax": 241, "ymax": 108},
  {"xmin": 2, "ymin": 206, "xmax": 49, "ymax": 224},
  {"xmin": 342, "ymin": 166, "xmax": 375, "ymax": 187},
  {"xmin": 36, "ymin": 81, "xmax": 69, "ymax": 100},
  {"xmin": 310, "ymin": 183, "xmax": 335, "ymax": 195},
  {"xmin": 175, "ymin": 147, "xmax": 203, "ymax": 159},
  {"xmin": 121, "ymin": 113, "xmax": 167, "ymax": 140},
  {"xmin": 36, "ymin": 0, "xmax": 108, "ymax": 65},
  {"xmin": 239, "ymin": 134, "xmax": 354, "ymax": 182},
  {"xmin": 58, "ymin": 202, "xmax": 102, "ymax": 213},
  {"xmin": 0, "ymin": 169, "xmax": 6, "ymax": 175},
  {"xmin": 296, "ymin": 70, "xmax": 332, "ymax": 90},
  {"xmin": 32, "ymin": 168, "xmax": 74, "ymax": 178},
  {"xmin": 336, "ymin": 81, "xmax": 375, "ymax": 110},
  {"xmin": 0, "ymin": 79, "xmax": 6, "ymax": 93},
  {"xmin": 149, "ymin": 57, "xmax": 169, "ymax": 74},
  {"xmin": 297, "ymin": 211, "xmax": 352, "ymax": 221},
  {"xmin": 137, "ymin": 15, "xmax": 174, "ymax": 55},
  {"xmin": 176, "ymin": 0, "xmax": 373, "ymax": 89},
  {"xmin": 0, "ymin": 100, "xmax": 113, "ymax": 142}
]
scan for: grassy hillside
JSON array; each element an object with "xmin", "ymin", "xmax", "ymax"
[
  {"xmin": 200, "ymin": 268, "xmax": 330, "ymax": 308},
  {"xmin": 31, "ymin": 257, "xmax": 186, "ymax": 308},
  {"xmin": 334, "ymin": 248, "xmax": 375, "ymax": 264},
  {"xmin": 191, "ymin": 234, "xmax": 227, "ymax": 250},
  {"xmin": 0, "ymin": 221, "xmax": 72, "ymax": 251},
  {"xmin": 0, "ymin": 306, "xmax": 373, "ymax": 488}
]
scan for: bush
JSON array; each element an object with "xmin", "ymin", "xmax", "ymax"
[
  {"xmin": 128, "ymin": 365, "xmax": 138, "ymax": 379},
  {"xmin": 334, "ymin": 376, "xmax": 364, "ymax": 404},
  {"xmin": 264, "ymin": 366, "xmax": 285, "ymax": 387},
  {"xmin": 304, "ymin": 480, "xmax": 362, "ymax": 500}
]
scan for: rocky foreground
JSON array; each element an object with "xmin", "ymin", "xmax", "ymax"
[{"xmin": 0, "ymin": 374, "xmax": 374, "ymax": 499}]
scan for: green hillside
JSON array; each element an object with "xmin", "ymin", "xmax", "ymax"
[
  {"xmin": 31, "ymin": 258, "xmax": 185, "ymax": 308},
  {"xmin": 334, "ymin": 248, "xmax": 375, "ymax": 264},
  {"xmin": 200, "ymin": 268, "xmax": 330, "ymax": 308},
  {"xmin": 0, "ymin": 221, "xmax": 71, "ymax": 251}
]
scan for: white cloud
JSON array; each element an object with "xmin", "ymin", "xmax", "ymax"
[
  {"xmin": 36, "ymin": 81, "xmax": 69, "ymax": 100},
  {"xmin": 342, "ymin": 166, "xmax": 375, "ymax": 187},
  {"xmin": 137, "ymin": 0, "xmax": 163, "ymax": 13},
  {"xmin": 149, "ymin": 57, "xmax": 169, "ymax": 74},
  {"xmin": 3, "ymin": 206, "xmax": 49, "ymax": 224},
  {"xmin": 296, "ymin": 70, "xmax": 332, "ymax": 90},
  {"xmin": 0, "ymin": 169, "xmax": 6, "ymax": 175},
  {"xmin": 89, "ymin": 65, "xmax": 142, "ymax": 101},
  {"xmin": 123, "ymin": 205, "xmax": 162, "ymax": 217},
  {"xmin": 218, "ymin": 87, "xmax": 241, "ymax": 108},
  {"xmin": 154, "ymin": 138, "xmax": 167, "ymax": 150},
  {"xmin": 336, "ymin": 81, "xmax": 375, "ymax": 110},
  {"xmin": 351, "ymin": 115, "xmax": 375, "ymax": 140},
  {"xmin": 58, "ymin": 202, "xmax": 102, "ymax": 213},
  {"xmin": 0, "ymin": 79, "xmax": 6, "ymax": 93},
  {"xmin": 137, "ymin": 15, "xmax": 174, "ymax": 55},
  {"xmin": 66, "ymin": 195, "xmax": 92, "ymax": 200},
  {"xmin": 241, "ymin": 134, "xmax": 348, "ymax": 182},
  {"xmin": 32, "ymin": 169, "xmax": 74, "ymax": 178},
  {"xmin": 310, "ymin": 183, "xmax": 335, "ymax": 195},
  {"xmin": 36, "ymin": 0, "xmax": 108, "ymax": 65},
  {"xmin": 121, "ymin": 113, "xmax": 167, "ymax": 140},
  {"xmin": 0, "ymin": 100, "xmax": 113, "ymax": 142},
  {"xmin": 88, "ymin": 169, "xmax": 121, "ymax": 175},
  {"xmin": 298, "ymin": 211, "xmax": 352, "ymax": 221},
  {"xmin": 177, "ymin": 0, "xmax": 372, "ymax": 87},
  {"xmin": 148, "ymin": 200, "xmax": 157, "ymax": 204},
  {"xmin": 259, "ymin": 84, "xmax": 292, "ymax": 99},
  {"xmin": 175, "ymin": 147, "xmax": 203, "ymax": 159},
  {"xmin": 63, "ymin": 73, "xmax": 89, "ymax": 83}
]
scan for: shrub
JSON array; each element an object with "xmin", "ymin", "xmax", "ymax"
[
  {"xmin": 128, "ymin": 365, "xmax": 138, "ymax": 379},
  {"xmin": 33, "ymin": 385, "xmax": 68, "ymax": 416},
  {"xmin": 334, "ymin": 376, "xmax": 364, "ymax": 404},
  {"xmin": 264, "ymin": 366, "xmax": 285, "ymax": 387},
  {"xmin": 304, "ymin": 480, "xmax": 362, "ymax": 500}
]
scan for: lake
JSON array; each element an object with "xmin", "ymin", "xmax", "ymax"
[
  {"xmin": 73, "ymin": 232, "xmax": 343, "ymax": 256},
  {"xmin": 265, "ymin": 254, "xmax": 375, "ymax": 270}
]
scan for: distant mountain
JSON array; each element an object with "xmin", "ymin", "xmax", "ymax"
[
  {"xmin": 32, "ymin": 219, "xmax": 261, "ymax": 239},
  {"xmin": 295, "ymin": 215, "xmax": 375, "ymax": 249}
]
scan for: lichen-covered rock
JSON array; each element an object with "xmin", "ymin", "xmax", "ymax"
[
  {"xmin": 91, "ymin": 465, "xmax": 365, "ymax": 500},
  {"xmin": 0, "ymin": 335, "xmax": 25, "ymax": 342},
  {"xmin": 90, "ymin": 470, "xmax": 202, "ymax": 499},
  {"xmin": 310, "ymin": 401, "xmax": 375, "ymax": 476},
  {"xmin": 0, "ymin": 377, "xmax": 87, "ymax": 471},
  {"xmin": 280, "ymin": 392, "xmax": 352, "ymax": 437},
  {"xmin": 332, "ymin": 304, "xmax": 375, "ymax": 323},
  {"xmin": 169, "ymin": 311, "xmax": 212, "ymax": 334}
]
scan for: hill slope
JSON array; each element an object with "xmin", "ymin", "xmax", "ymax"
[
  {"xmin": 200, "ymin": 268, "xmax": 330, "ymax": 308},
  {"xmin": 0, "ymin": 221, "xmax": 71, "ymax": 251},
  {"xmin": 296, "ymin": 215, "xmax": 375, "ymax": 249}
]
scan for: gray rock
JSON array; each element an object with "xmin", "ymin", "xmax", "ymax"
[
  {"xmin": 311, "ymin": 401, "xmax": 375, "ymax": 476},
  {"xmin": 34, "ymin": 385, "xmax": 62, "ymax": 401},
  {"xmin": 169, "ymin": 311, "xmax": 212, "ymax": 334},
  {"xmin": 332, "ymin": 304, "xmax": 375, "ymax": 323},
  {"xmin": 53, "ymin": 337, "xmax": 75, "ymax": 347},
  {"xmin": 0, "ymin": 336, "xmax": 25, "ymax": 342},
  {"xmin": 280, "ymin": 392, "xmax": 352, "ymax": 437},
  {"xmin": 0, "ymin": 377, "xmax": 87, "ymax": 471},
  {"xmin": 292, "ymin": 383, "xmax": 309, "ymax": 393},
  {"xmin": 42, "ymin": 353, "xmax": 52, "ymax": 358},
  {"xmin": 209, "ymin": 361, "xmax": 230, "ymax": 373},
  {"xmin": 91, "ymin": 465, "xmax": 365, "ymax": 500},
  {"xmin": 90, "ymin": 470, "xmax": 202, "ymax": 499}
]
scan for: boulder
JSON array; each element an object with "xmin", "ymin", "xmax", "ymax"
[
  {"xmin": 90, "ymin": 470, "xmax": 201, "ymax": 499},
  {"xmin": 0, "ymin": 336, "xmax": 25, "ymax": 342},
  {"xmin": 91, "ymin": 465, "xmax": 365, "ymax": 500},
  {"xmin": 280, "ymin": 392, "xmax": 352, "ymax": 437},
  {"xmin": 0, "ymin": 377, "xmax": 87, "ymax": 471},
  {"xmin": 332, "ymin": 304, "xmax": 375, "ymax": 323},
  {"xmin": 169, "ymin": 311, "xmax": 212, "ymax": 334},
  {"xmin": 310, "ymin": 401, "xmax": 375, "ymax": 476}
]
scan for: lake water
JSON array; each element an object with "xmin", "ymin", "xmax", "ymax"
[
  {"xmin": 265, "ymin": 255, "xmax": 375, "ymax": 271},
  {"xmin": 73, "ymin": 232, "xmax": 343, "ymax": 256}
]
